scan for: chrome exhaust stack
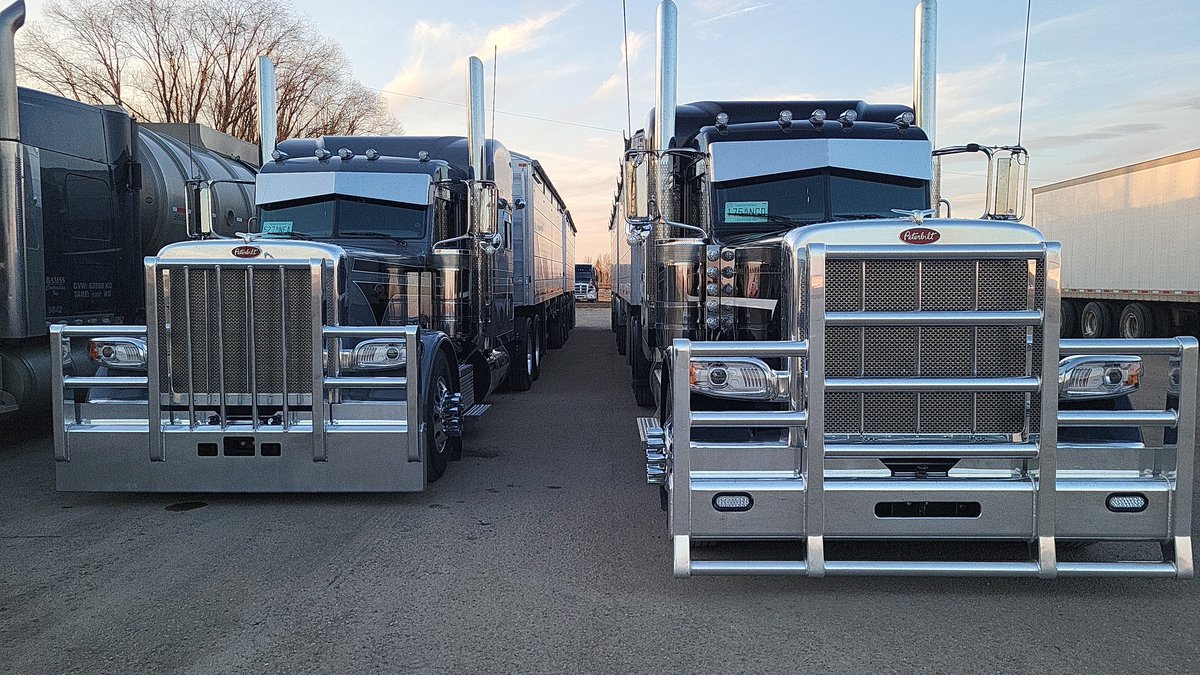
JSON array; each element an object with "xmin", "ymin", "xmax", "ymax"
[
  {"xmin": 0, "ymin": 0, "xmax": 23, "ymax": 142},
  {"xmin": 915, "ymin": 0, "xmax": 939, "ymax": 207},
  {"xmin": 652, "ymin": 0, "xmax": 678, "ymax": 221},
  {"xmin": 467, "ymin": 55, "xmax": 487, "ymax": 193},
  {"xmin": 255, "ymin": 55, "xmax": 277, "ymax": 167}
]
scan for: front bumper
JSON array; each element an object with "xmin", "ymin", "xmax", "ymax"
[{"xmin": 52, "ymin": 324, "xmax": 430, "ymax": 493}]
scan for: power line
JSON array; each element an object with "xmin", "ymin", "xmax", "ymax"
[{"xmin": 364, "ymin": 84, "xmax": 624, "ymax": 134}]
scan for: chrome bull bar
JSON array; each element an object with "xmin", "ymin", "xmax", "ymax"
[
  {"xmin": 654, "ymin": 242, "xmax": 1198, "ymax": 577},
  {"xmin": 51, "ymin": 313, "xmax": 425, "ymax": 492}
]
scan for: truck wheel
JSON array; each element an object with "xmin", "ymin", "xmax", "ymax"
[
  {"xmin": 631, "ymin": 318, "xmax": 655, "ymax": 407},
  {"xmin": 1119, "ymin": 303, "xmax": 1155, "ymax": 339},
  {"xmin": 531, "ymin": 315, "xmax": 542, "ymax": 380},
  {"xmin": 1060, "ymin": 300, "xmax": 1080, "ymax": 339},
  {"xmin": 616, "ymin": 310, "xmax": 628, "ymax": 356},
  {"xmin": 1152, "ymin": 303, "xmax": 1172, "ymax": 337},
  {"xmin": 426, "ymin": 352, "xmax": 459, "ymax": 482},
  {"xmin": 505, "ymin": 319, "xmax": 534, "ymax": 391},
  {"xmin": 548, "ymin": 313, "xmax": 565, "ymax": 349},
  {"xmin": 1081, "ymin": 302, "xmax": 1115, "ymax": 338},
  {"xmin": 611, "ymin": 302, "xmax": 617, "ymax": 332}
]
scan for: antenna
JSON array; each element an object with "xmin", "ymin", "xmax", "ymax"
[
  {"xmin": 1017, "ymin": 0, "xmax": 1032, "ymax": 145},
  {"xmin": 491, "ymin": 45, "xmax": 498, "ymax": 141},
  {"xmin": 621, "ymin": 0, "xmax": 633, "ymax": 136}
]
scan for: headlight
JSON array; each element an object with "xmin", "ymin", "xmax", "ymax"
[
  {"xmin": 1058, "ymin": 355, "xmax": 1140, "ymax": 400},
  {"xmin": 689, "ymin": 357, "xmax": 781, "ymax": 400},
  {"xmin": 88, "ymin": 337, "xmax": 147, "ymax": 370},
  {"xmin": 342, "ymin": 339, "xmax": 407, "ymax": 371}
]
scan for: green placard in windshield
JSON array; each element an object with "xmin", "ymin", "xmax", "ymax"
[
  {"xmin": 261, "ymin": 221, "xmax": 293, "ymax": 235},
  {"xmin": 724, "ymin": 201, "xmax": 768, "ymax": 222}
]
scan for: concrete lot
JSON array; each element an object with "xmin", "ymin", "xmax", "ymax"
[{"xmin": 2, "ymin": 306, "xmax": 1199, "ymax": 673}]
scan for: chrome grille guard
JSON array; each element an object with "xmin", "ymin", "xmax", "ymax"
[
  {"xmin": 651, "ymin": 242, "xmax": 1197, "ymax": 577},
  {"xmin": 50, "ymin": 257, "xmax": 428, "ymax": 492}
]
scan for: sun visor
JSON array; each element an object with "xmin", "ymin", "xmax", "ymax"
[
  {"xmin": 255, "ymin": 171, "xmax": 432, "ymax": 206},
  {"xmin": 709, "ymin": 138, "xmax": 933, "ymax": 183}
]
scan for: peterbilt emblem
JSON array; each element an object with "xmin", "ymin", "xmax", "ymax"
[
  {"xmin": 232, "ymin": 245, "xmax": 262, "ymax": 258},
  {"xmin": 899, "ymin": 227, "xmax": 940, "ymax": 245}
]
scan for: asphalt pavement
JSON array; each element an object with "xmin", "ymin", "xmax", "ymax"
[{"xmin": 3, "ymin": 306, "xmax": 1199, "ymax": 673}]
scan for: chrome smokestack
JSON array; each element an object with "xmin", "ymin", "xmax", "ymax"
[
  {"xmin": 255, "ymin": 55, "xmax": 277, "ymax": 167},
  {"xmin": 914, "ymin": 0, "xmax": 936, "ymax": 148},
  {"xmin": 467, "ymin": 55, "xmax": 487, "ymax": 188},
  {"xmin": 654, "ymin": 0, "xmax": 677, "ymax": 155},
  {"xmin": 0, "ymin": 1, "xmax": 25, "ymax": 142}
]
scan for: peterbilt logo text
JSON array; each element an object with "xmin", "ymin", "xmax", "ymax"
[
  {"xmin": 232, "ymin": 245, "xmax": 262, "ymax": 258},
  {"xmin": 899, "ymin": 227, "xmax": 940, "ymax": 244}
]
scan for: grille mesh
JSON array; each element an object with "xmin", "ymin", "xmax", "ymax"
[
  {"xmin": 157, "ymin": 265, "xmax": 315, "ymax": 404},
  {"xmin": 822, "ymin": 258, "xmax": 1043, "ymax": 437}
]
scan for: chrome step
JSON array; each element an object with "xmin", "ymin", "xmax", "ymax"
[{"xmin": 463, "ymin": 403, "xmax": 491, "ymax": 418}]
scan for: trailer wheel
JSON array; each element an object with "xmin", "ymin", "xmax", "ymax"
[
  {"xmin": 505, "ymin": 318, "xmax": 534, "ymax": 391},
  {"xmin": 1152, "ymin": 303, "xmax": 1172, "ymax": 337},
  {"xmin": 611, "ymin": 301, "xmax": 618, "ymax": 332},
  {"xmin": 548, "ymin": 312, "xmax": 565, "ymax": 349},
  {"xmin": 531, "ymin": 315, "xmax": 542, "ymax": 380},
  {"xmin": 1081, "ymin": 301, "xmax": 1115, "ymax": 338},
  {"xmin": 631, "ymin": 317, "xmax": 655, "ymax": 407},
  {"xmin": 1060, "ymin": 300, "xmax": 1080, "ymax": 339},
  {"xmin": 616, "ymin": 307, "xmax": 628, "ymax": 356},
  {"xmin": 426, "ymin": 352, "xmax": 459, "ymax": 482},
  {"xmin": 1119, "ymin": 303, "xmax": 1155, "ymax": 339}
]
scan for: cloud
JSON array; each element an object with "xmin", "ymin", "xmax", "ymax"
[
  {"xmin": 591, "ymin": 31, "xmax": 646, "ymax": 101},
  {"xmin": 1028, "ymin": 122, "xmax": 1168, "ymax": 151},
  {"xmin": 695, "ymin": 3, "xmax": 771, "ymax": 25}
]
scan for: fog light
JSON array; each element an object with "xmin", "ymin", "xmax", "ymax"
[
  {"xmin": 1106, "ymin": 493, "xmax": 1148, "ymax": 513},
  {"xmin": 713, "ymin": 493, "xmax": 753, "ymax": 512}
]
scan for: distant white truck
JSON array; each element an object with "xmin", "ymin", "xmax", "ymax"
[{"xmin": 1033, "ymin": 148, "xmax": 1200, "ymax": 338}]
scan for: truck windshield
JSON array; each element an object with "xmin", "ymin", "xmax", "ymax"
[
  {"xmin": 258, "ymin": 196, "xmax": 427, "ymax": 240},
  {"xmin": 713, "ymin": 169, "xmax": 927, "ymax": 233}
]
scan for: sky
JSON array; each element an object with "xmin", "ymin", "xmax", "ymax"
[{"xmin": 23, "ymin": 0, "xmax": 1200, "ymax": 261}]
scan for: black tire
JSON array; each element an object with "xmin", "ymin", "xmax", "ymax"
[
  {"xmin": 1081, "ymin": 301, "xmax": 1115, "ymax": 338},
  {"xmin": 425, "ymin": 352, "xmax": 460, "ymax": 482},
  {"xmin": 616, "ymin": 308, "xmax": 628, "ymax": 356},
  {"xmin": 1060, "ymin": 300, "xmax": 1080, "ymax": 339},
  {"xmin": 625, "ymin": 313, "xmax": 636, "ymax": 366},
  {"xmin": 1119, "ymin": 302, "xmax": 1155, "ymax": 339},
  {"xmin": 1152, "ymin": 303, "xmax": 1173, "ymax": 337},
  {"xmin": 631, "ymin": 317, "xmax": 655, "ymax": 407},
  {"xmin": 531, "ymin": 315, "xmax": 543, "ymax": 381},
  {"xmin": 505, "ymin": 319, "xmax": 534, "ymax": 391},
  {"xmin": 611, "ymin": 301, "xmax": 617, "ymax": 332},
  {"xmin": 547, "ymin": 312, "xmax": 565, "ymax": 349}
]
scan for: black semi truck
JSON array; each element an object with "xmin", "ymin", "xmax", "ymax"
[{"xmin": 0, "ymin": 0, "xmax": 255, "ymax": 418}]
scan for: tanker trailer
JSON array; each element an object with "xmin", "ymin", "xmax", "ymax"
[{"xmin": 0, "ymin": 0, "xmax": 255, "ymax": 419}]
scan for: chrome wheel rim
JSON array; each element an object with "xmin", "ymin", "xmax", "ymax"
[{"xmin": 432, "ymin": 377, "xmax": 450, "ymax": 454}]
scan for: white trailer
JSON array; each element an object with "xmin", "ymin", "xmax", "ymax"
[{"xmin": 1033, "ymin": 148, "xmax": 1200, "ymax": 338}]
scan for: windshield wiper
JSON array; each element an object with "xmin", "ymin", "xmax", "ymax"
[
  {"xmin": 831, "ymin": 213, "xmax": 887, "ymax": 221},
  {"xmin": 754, "ymin": 213, "xmax": 807, "ymax": 226},
  {"xmin": 261, "ymin": 230, "xmax": 315, "ymax": 240},
  {"xmin": 336, "ymin": 232, "xmax": 410, "ymax": 246}
]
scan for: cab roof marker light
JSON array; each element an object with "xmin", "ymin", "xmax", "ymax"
[
  {"xmin": 314, "ymin": 147, "xmax": 331, "ymax": 161},
  {"xmin": 894, "ymin": 111, "xmax": 915, "ymax": 128},
  {"xmin": 364, "ymin": 148, "xmax": 380, "ymax": 161},
  {"xmin": 715, "ymin": 111, "xmax": 729, "ymax": 131},
  {"xmin": 809, "ymin": 109, "xmax": 826, "ymax": 125},
  {"xmin": 418, "ymin": 150, "xmax": 431, "ymax": 162},
  {"xmin": 270, "ymin": 149, "xmax": 288, "ymax": 162},
  {"xmin": 838, "ymin": 109, "xmax": 858, "ymax": 127},
  {"xmin": 778, "ymin": 109, "xmax": 793, "ymax": 129},
  {"xmin": 337, "ymin": 148, "xmax": 354, "ymax": 160}
]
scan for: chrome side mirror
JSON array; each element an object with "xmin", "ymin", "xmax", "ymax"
[
  {"xmin": 623, "ymin": 149, "xmax": 650, "ymax": 222},
  {"xmin": 185, "ymin": 180, "xmax": 215, "ymax": 239},
  {"xmin": 514, "ymin": 197, "xmax": 526, "ymax": 210}
]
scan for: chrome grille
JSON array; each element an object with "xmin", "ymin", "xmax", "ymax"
[
  {"xmin": 156, "ymin": 264, "xmax": 315, "ymax": 406},
  {"xmin": 824, "ymin": 258, "xmax": 1043, "ymax": 437}
]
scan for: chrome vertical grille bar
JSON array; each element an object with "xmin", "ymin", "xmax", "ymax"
[
  {"xmin": 310, "ymin": 259, "xmax": 327, "ymax": 461},
  {"xmin": 404, "ymin": 324, "xmax": 420, "ymax": 463},
  {"xmin": 279, "ymin": 265, "xmax": 289, "ymax": 430},
  {"xmin": 670, "ymin": 338, "xmax": 693, "ymax": 578},
  {"xmin": 247, "ymin": 266, "xmax": 258, "ymax": 430},
  {"xmin": 805, "ymin": 243, "xmax": 827, "ymax": 577},
  {"xmin": 1036, "ymin": 243, "xmax": 1061, "ymax": 578},
  {"xmin": 146, "ymin": 261, "xmax": 164, "ymax": 461},
  {"xmin": 182, "ymin": 266, "xmax": 196, "ymax": 429},
  {"xmin": 50, "ymin": 324, "xmax": 68, "ymax": 461},
  {"xmin": 1171, "ymin": 336, "xmax": 1198, "ymax": 578},
  {"xmin": 215, "ymin": 265, "xmax": 227, "ymax": 430}
]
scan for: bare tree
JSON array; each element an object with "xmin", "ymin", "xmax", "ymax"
[{"xmin": 17, "ymin": 0, "xmax": 400, "ymax": 142}]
